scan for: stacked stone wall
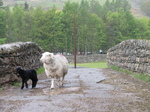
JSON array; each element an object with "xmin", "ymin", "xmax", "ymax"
[
  {"xmin": 0, "ymin": 42, "xmax": 43, "ymax": 85},
  {"xmin": 66, "ymin": 54, "xmax": 106, "ymax": 63},
  {"xmin": 107, "ymin": 39, "xmax": 150, "ymax": 75}
]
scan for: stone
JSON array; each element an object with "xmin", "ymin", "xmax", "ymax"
[
  {"xmin": 107, "ymin": 39, "xmax": 150, "ymax": 75},
  {"xmin": 0, "ymin": 42, "xmax": 43, "ymax": 85}
]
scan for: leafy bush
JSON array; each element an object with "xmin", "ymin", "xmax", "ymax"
[{"xmin": 0, "ymin": 38, "xmax": 6, "ymax": 45}]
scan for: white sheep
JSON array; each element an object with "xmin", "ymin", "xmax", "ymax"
[{"xmin": 40, "ymin": 52, "xmax": 68, "ymax": 89}]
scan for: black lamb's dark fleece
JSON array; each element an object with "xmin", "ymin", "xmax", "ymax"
[{"xmin": 16, "ymin": 67, "xmax": 38, "ymax": 89}]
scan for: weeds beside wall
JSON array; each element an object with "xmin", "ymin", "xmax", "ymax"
[{"xmin": 107, "ymin": 39, "xmax": 150, "ymax": 75}]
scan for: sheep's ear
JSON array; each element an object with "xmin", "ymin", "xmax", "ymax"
[
  {"xmin": 47, "ymin": 54, "xmax": 51, "ymax": 57},
  {"xmin": 48, "ymin": 53, "xmax": 53, "ymax": 57}
]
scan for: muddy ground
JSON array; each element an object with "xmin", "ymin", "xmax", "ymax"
[{"xmin": 0, "ymin": 67, "xmax": 150, "ymax": 112}]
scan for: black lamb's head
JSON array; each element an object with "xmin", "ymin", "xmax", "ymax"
[{"xmin": 15, "ymin": 67, "xmax": 23, "ymax": 77}]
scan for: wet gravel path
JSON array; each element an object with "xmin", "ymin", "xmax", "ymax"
[{"xmin": 0, "ymin": 67, "xmax": 150, "ymax": 112}]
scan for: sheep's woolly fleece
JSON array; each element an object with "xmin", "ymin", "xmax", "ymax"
[{"xmin": 40, "ymin": 52, "xmax": 68, "ymax": 89}]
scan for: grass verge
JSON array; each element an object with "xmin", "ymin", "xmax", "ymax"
[
  {"xmin": 12, "ymin": 82, "xmax": 21, "ymax": 87},
  {"xmin": 69, "ymin": 61, "xmax": 107, "ymax": 68},
  {"xmin": 37, "ymin": 67, "xmax": 45, "ymax": 75},
  {"xmin": 109, "ymin": 65, "xmax": 150, "ymax": 83},
  {"xmin": 36, "ymin": 62, "xmax": 107, "ymax": 75},
  {"xmin": 0, "ymin": 87, "xmax": 3, "ymax": 91}
]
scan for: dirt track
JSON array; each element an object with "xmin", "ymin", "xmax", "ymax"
[{"xmin": 0, "ymin": 67, "xmax": 150, "ymax": 112}]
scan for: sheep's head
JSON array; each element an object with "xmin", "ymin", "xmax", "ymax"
[{"xmin": 40, "ymin": 52, "xmax": 54, "ymax": 64}]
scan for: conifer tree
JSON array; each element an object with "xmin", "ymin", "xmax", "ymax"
[{"xmin": 24, "ymin": 2, "xmax": 29, "ymax": 11}]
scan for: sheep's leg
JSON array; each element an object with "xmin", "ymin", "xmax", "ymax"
[
  {"xmin": 50, "ymin": 78, "xmax": 55, "ymax": 89},
  {"xmin": 61, "ymin": 76, "xmax": 65, "ymax": 86},
  {"xmin": 57, "ymin": 78, "xmax": 61, "ymax": 87},
  {"xmin": 61, "ymin": 74, "xmax": 66, "ymax": 86},
  {"xmin": 56, "ymin": 76, "xmax": 61, "ymax": 87},
  {"xmin": 56, "ymin": 78, "xmax": 60, "ymax": 86}
]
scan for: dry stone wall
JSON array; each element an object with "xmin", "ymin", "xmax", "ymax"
[
  {"xmin": 0, "ymin": 42, "xmax": 43, "ymax": 85},
  {"xmin": 66, "ymin": 54, "xmax": 106, "ymax": 63},
  {"xmin": 107, "ymin": 39, "xmax": 150, "ymax": 75}
]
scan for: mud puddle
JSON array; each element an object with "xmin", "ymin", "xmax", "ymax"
[{"xmin": 0, "ymin": 67, "xmax": 150, "ymax": 112}]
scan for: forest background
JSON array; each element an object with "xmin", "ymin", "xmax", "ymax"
[{"xmin": 0, "ymin": 0, "xmax": 150, "ymax": 54}]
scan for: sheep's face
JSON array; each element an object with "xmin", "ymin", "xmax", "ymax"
[{"xmin": 40, "ymin": 52, "xmax": 54, "ymax": 64}]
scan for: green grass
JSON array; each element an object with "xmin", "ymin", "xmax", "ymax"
[
  {"xmin": 109, "ymin": 65, "xmax": 150, "ymax": 83},
  {"xmin": 0, "ymin": 88, "xmax": 3, "ymax": 91},
  {"xmin": 36, "ymin": 62, "xmax": 107, "ymax": 75},
  {"xmin": 131, "ymin": 73, "xmax": 150, "ymax": 82},
  {"xmin": 12, "ymin": 82, "xmax": 21, "ymax": 87},
  {"xmin": 37, "ymin": 67, "xmax": 45, "ymax": 75},
  {"xmin": 69, "ymin": 61, "xmax": 107, "ymax": 68}
]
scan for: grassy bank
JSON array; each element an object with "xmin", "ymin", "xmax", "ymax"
[{"xmin": 110, "ymin": 65, "xmax": 150, "ymax": 83}]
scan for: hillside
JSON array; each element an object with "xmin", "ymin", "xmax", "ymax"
[
  {"xmin": 2, "ymin": 0, "xmax": 150, "ymax": 18},
  {"xmin": 140, "ymin": 0, "xmax": 150, "ymax": 17},
  {"xmin": 3, "ymin": 0, "xmax": 110, "ymax": 10},
  {"xmin": 129, "ymin": 0, "xmax": 150, "ymax": 17}
]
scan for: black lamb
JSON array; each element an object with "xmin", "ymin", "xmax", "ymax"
[{"xmin": 16, "ymin": 67, "xmax": 38, "ymax": 89}]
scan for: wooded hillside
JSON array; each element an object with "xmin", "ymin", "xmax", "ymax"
[
  {"xmin": 2, "ymin": 0, "xmax": 112, "ymax": 10},
  {"xmin": 3, "ymin": 0, "xmax": 150, "ymax": 18},
  {"xmin": 0, "ymin": 0, "xmax": 150, "ymax": 54}
]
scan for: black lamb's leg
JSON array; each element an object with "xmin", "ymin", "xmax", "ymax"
[
  {"xmin": 21, "ymin": 80, "xmax": 24, "ymax": 89},
  {"xmin": 33, "ymin": 78, "xmax": 38, "ymax": 88},
  {"xmin": 35, "ymin": 80, "xmax": 38, "ymax": 87},
  {"xmin": 25, "ymin": 81, "xmax": 28, "ymax": 88},
  {"xmin": 32, "ymin": 80, "xmax": 37, "ymax": 88},
  {"xmin": 32, "ymin": 80, "xmax": 35, "ymax": 88}
]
